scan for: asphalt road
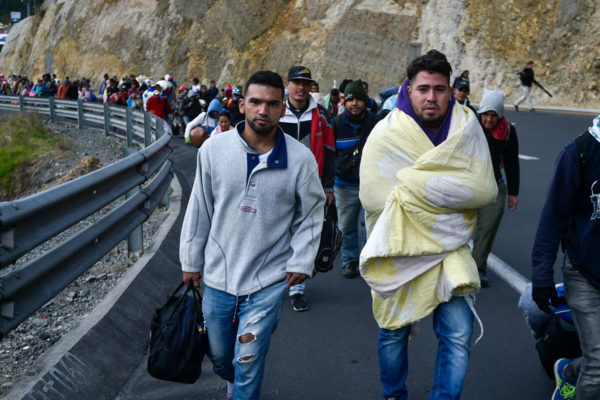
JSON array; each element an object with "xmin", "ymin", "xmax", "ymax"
[{"xmin": 117, "ymin": 109, "xmax": 596, "ymax": 400}]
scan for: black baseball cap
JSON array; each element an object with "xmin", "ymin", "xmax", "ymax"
[{"xmin": 287, "ymin": 66, "xmax": 313, "ymax": 82}]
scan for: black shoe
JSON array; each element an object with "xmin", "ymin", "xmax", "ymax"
[
  {"xmin": 530, "ymin": 108, "xmax": 536, "ymax": 112},
  {"xmin": 342, "ymin": 262, "xmax": 360, "ymax": 279},
  {"xmin": 290, "ymin": 294, "xmax": 310, "ymax": 312},
  {"xmin": 514, "ymin": 104, "xmax": 519, "ymax": 112},
  {"xmin": 479, "ymin": 273, "xmax": 489, "ymax": 288}
]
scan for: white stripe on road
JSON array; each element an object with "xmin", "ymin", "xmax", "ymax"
[
  {"xmin": 487, "ymin": 252, "xmax": 530, "ymax": 294},
  {"xmin": 519, "ymin": 154, "xmax": 539, "ymax": 160}
]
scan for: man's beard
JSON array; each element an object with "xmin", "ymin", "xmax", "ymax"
[
  {"xmin": 248, "ymin": 118, "xmax": 275, "ymax": 136},
  {"xmin": 420, "ymin": 115, "xmax": 445, "ymax": 129}
]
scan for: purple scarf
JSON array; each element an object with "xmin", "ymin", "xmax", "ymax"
[{"xmin": 395, "ymin": 78, "xmax": 456, "ymax": 146}]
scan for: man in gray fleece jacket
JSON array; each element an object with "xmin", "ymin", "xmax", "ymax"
[{"xmin": 180, "ymin": 70, "xmax": 325, "ymax": 400}]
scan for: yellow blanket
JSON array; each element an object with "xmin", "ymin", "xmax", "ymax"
[{"xmin": 359, "ymin": 105, "xmax": 497, "ymax": 330}]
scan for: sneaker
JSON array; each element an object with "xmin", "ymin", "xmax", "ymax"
[
  {"xmin": 553, "ymin": 358, "xmax": 576, "ymax": 399},
  {"xmin": 479, "ymin": 273, "xmax": 489, "ymax": 288},
  {"xmin": 290, "ymin": 294, "xmax": 310, "ymax": 312},
  {"xmin": 342, "ymin": 262, "xmax": 360, "ymax": 279},
  {"xmin": 514, "ymin": 104, "xmax": 519, "ymax": 112}
]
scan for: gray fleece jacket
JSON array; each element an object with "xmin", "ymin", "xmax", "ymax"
[{"xmin": 179, "ymin": 122, "xmax": 326, "ymax": 296}]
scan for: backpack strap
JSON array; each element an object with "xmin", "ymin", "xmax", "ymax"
[{"xmin": 575, "ymin": 130, "xmax": 591, "ymax": 178}]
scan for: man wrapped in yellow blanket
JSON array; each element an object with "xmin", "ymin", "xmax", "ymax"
[{"xmin": 359, "ymin": 50, "xmax": 497, "ymax": 400}]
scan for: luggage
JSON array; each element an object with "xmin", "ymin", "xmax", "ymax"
[
  {"xmin": 314, "ymin": 204, "xmax": 343, "ymax": 273},
  {"xmin": 147, "ymin": 283, "xmax": 208, "ymax": 383}
]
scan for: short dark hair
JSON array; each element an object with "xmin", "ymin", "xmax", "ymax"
[
  {"xmin": 193, "ymin": 77, "xmax": 199, "ymax": 83},
  {"xmin": 407, "ymin": 49, "xmax": 452, "ymax": 85},
  {"xmin": 243, "ymin": 70, "xmax": 284, "ymax": 99},
  {"xmin": 330, "ymin": 88, "xmax": 340, "ymax": 96},
  {"xmin": 527, "ymin": 61, "xmax": 534, "ymax": 65},
  {"xmin": 217, "ymin": 110, "xmax": 232, "ymax": 120}
]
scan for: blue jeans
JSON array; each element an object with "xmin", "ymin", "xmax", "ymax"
[
  {"xmin": 334, "ymin": 185, "xmax": 366, "ymax": 267},
  {"xmin": 203, "ymin": 281, "xmax": 287, "ymax": 400},
  {"xmin": 564, "ymin": 270, "xmax": 600, "ymax": 400},
  {"xmin": 378, "ymin": 296, "xmax": 474, "ymax": 400}
]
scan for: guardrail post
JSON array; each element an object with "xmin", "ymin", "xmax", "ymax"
[
  {"xmin": 48, "ymin": 97, "xmax": 55, "ymax": 122},
  {"xmin": 144, "ymin": 111, "xmax": 152, "ymax": 146},
  {"xmin": 126, "ymin": 107, "xmax": 134, "ymax": 147},
  {"xmin": 77, "ymin": 99, "xmax": 84, "ymax": 129},
  {"xmin": 156, "ymin": 118, "xmax": 165, "ymax": 138},
  {"xmin": 123, "ymin": 146, "xmax": 143, "ymax": 256},
  {"xmin": 103, "ymin": 102, "xmax": 111, "ymax": 136},
  {"xmin": 19, "ymin": 95, "xmax": 24, "ymax": 113}
]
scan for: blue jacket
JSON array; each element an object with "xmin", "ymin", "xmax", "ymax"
[
  {"xmin": 532, "ymin": 132, "xmax": 600, "ymax": 290},
  {"xmin": 333, "ymin": 111, "xmax": 377, "ymax": 186}
]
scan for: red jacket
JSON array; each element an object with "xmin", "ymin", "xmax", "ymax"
[{"xmin": 146, "ymin": 95, "xmax": 173, "ymax": 120}]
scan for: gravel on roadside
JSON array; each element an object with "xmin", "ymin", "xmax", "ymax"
[{"xmin": 0, "ymin": 121, "xmax": 172, "ymax": 398}]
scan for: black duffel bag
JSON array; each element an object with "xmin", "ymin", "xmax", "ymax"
[
  {"xmin": 147, "ymin": 282, "xmax": 208, "ymax": 383},
  {"xmin": 314, "ymin": 203, "xmax": 343, "ymax": 273}
]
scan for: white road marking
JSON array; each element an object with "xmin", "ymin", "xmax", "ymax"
[
  {"xmin": 487, "ymin": 252, "xmax": 530, "ymax": 294},
  {"xmin": 469, "ymin": 240, "xmax": 530, "ymax": 294},
  {"xmin": 519, "ymin": 154, "xmax": 539, "ymax": 160}
]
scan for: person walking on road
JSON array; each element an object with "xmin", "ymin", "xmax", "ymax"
[
  {"xmin": 180, "ymin": 70, "xmax": 325, "ymax": 400},
  {"xmin": 472, "ymin": 90, "xmax": 520, "ymax": 287},
  {"xmin": 279, "ymin": 65, "xmax": 336, "ymax": 312},
  {"xmin": 531, "ymin": 115, "xmax": 600, "ymax": 400},
  {"xmin": 359, "ymin": 50, "xmax": 497, "ymax": 400},
  {"xmin": 453, "ymin": 77, "xmax": 476, "ymax": 113},
  {"xmin": 333, "ymin": 80, "xmax": 377, "ymax": 278},
  {"xmin": 514, "ymin": 61, "xmax": 539, "ymax": 112}
]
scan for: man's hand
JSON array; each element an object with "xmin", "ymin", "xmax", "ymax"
[
  {"xmin": 325, "ymin": 192, "xmax": 335, "ymax": 207},
  {"xmin": 532, "ymin": 286, "xmax": 558, "ymax": 313},
  {"xmin": 508, "ymin": 195, "xmax": 518, "ymax": 211},
  {"xmin": 183, "ymin": 272, "xmax": 201, "ymax": 288},
  {"xmin": 285, "ymin": 273, "xmax": 308, "ymax": 290}
]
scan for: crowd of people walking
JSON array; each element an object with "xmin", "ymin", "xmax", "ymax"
[{"xmin": 1, "ymin": 50, "xmax": 597, "ymax": 400}]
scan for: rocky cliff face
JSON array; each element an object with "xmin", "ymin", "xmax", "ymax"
[{"xmin": 1, "ymin": 0, "xmax": 599, "ymax": 108}]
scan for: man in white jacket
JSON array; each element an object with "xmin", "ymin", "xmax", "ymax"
[{"xmin": 180, "ymin": 70, "xmax": 325, "ymax": 400}]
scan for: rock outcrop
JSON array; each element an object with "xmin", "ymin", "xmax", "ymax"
[{"xmin": 1, "ymin": 0, "xmax": 599, "ymax": 108}]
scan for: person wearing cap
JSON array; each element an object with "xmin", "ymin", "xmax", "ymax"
[
  {"xmin": 472, "ymin": 89, "xmax": 520, "ymax": 287},
  {"xmin": 360, "ymin": 81, "xmax": 379, "ymax": 113},
  {"xmin": 279, "ymin": 65, "xmax": 335, "ymax": 312},
  {"xmin": 222, "ymin": 86, "xmax": 244, "ymax": 125},
  {"xmin": 453, "ymin": 77, "xmax": 476, "ymax": 113},
  {"xmin": 333, "ymin": 80, "xmax": 378, "ymax": 278}
]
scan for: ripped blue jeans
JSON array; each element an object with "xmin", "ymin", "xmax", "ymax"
[{"xmin": 202, "ymin": 281, "xmax": 287, "ymax": 400}]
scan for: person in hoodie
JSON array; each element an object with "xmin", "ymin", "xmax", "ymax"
[
  {"xmin": 531, "ymin": 114, "xmax": 600, "ymax": 400},
  {"xmin": 184, "ymin": 97, "xmax": 222, "ymax": 144},
  {"xmin": 180, "ymin": 70, "xmax": 324, "ymax": 400},
  {"xmin": 279, "ymin": 65, "xmax": 335, "ymax": 312},
  {"xmin": 471, "ymin": 90, "xmax": 520, "ymax": 287}
]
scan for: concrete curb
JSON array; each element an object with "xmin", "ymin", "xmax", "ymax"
[{"xmin": 8, "ymin": 176, "xmax": 183, "ymax": 400}]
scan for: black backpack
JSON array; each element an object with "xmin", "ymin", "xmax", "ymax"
[{"xmin": 314, "ymin": 204, "xmax": 343, "ymax": 273}]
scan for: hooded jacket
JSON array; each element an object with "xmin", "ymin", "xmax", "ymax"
[
  {"xmin": 184, "ymin": 98, "xmax": 222, "ymax": 139},
  {"xmin": 478, "ymin": 90, "xmax": 520, "ymax": 195}
]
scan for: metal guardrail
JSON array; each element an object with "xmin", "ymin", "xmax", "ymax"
[{"xmin": 0, "ymin": 95, "xmax": 174, "ymax": 338}]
